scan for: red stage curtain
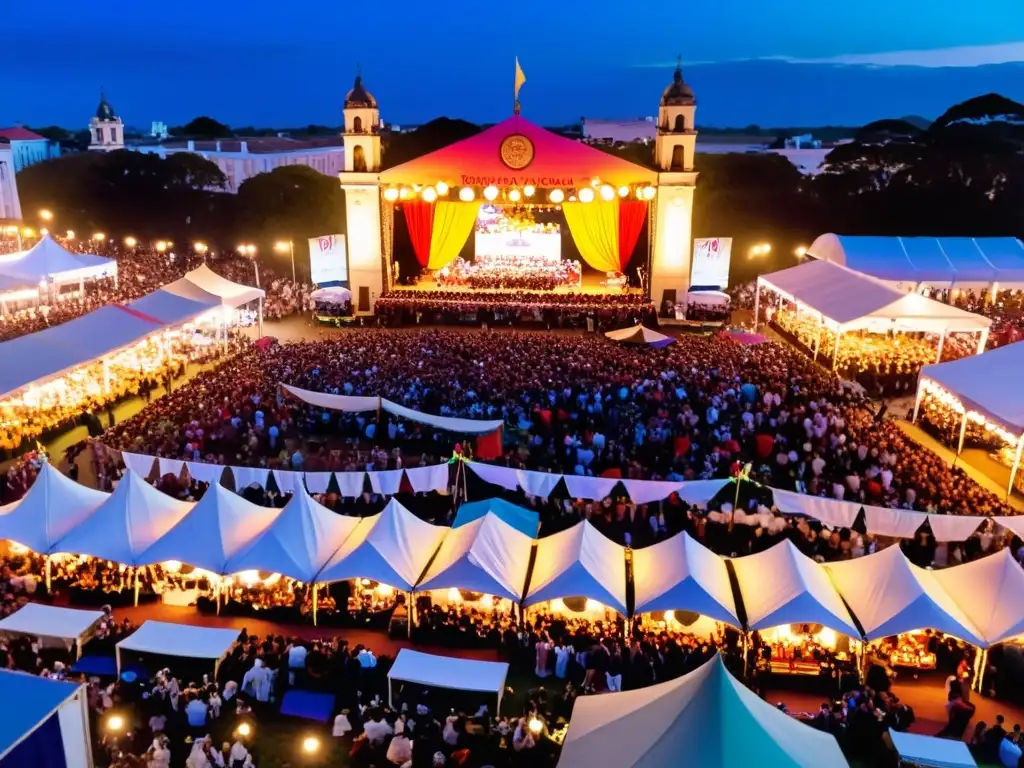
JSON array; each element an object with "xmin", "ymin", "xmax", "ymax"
[
  {"xmin": 617, "ymin": 200, "xmax": 648, "ymax": 271},
  {"xmin": 475, "ymin": 427, "xmax": 503, "ymax": 460},
  {"xmin": 403, "ymin": 202, "xmax": 435, "ymax": 268}
]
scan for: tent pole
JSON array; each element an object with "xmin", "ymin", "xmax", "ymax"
[
  {"xmin": 977, "ymin": 328, "xmax": 989, "ymax": 355},
  {"xmin": 133, "ymin": 570, "xmax": 140, "ymax": 607},
  {"xmin": 45, "ymin": 556, "xmax": 52, "ymax": 593},
  {"xmin": 216, "ymin": 581, "xmax": 222, "ymax": 615},
  {"xmin": 935, "ymin": 329, "xmax": 947, "ymax": 363},
  {"xmin": 312, "ymin": 583, "xmax": 318, "ymax": 627},
  {"xmin": 1008, "ymin": 436, "xmax": 1024, "ymax": 498},
  {"xmin": 752, "ymin": 280, "xmax": 761, "ymax": 332},
  {"xmin": 741, "ymin": 632, "xmax": 750, "ymax": 679},
  {"xmin": 911, "ymin": 380, "xmax": 925, "ymax": 424},
  {"xmin": 257, "ymin": 298, "xmax": 264, "ymax": 338},
  {"xmin": 407, "ymin": 591, "xmax": 414, "ymax": 639}
]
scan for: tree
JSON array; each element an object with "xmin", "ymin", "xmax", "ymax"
[
  {"xmin": 164, "ymin": 152, "xmax": 227, "ymax": 191},
  {"xmin": 382, "ymin": 118, "xmax": 481, "ymax": 168},
  {"xmin": 171, "ymin": 116, "xmax": 233, "ymax": 139}
]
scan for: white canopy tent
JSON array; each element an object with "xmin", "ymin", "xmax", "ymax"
[
  {"xmin": 55, "ymin": 471, "xmax": 193, "ymax": 565},
  {"xmin": 115, "ymin": 620, "xmax": 238, "ymax": 676},
  {"xmin": 932, "ymin": 548, "xmax": 1024, "ymax": 647},
  {"xmin": 888, "ymin": 729, "xmax": 977, "ymax": 768},
  {"xmin": 223, "ymin": 486, "xmax": 359, "ymax": 583},
  {"xmin": 387, "ymin": 649, "xmax": 509, "ymax": 712},
  {"xmin": 138, "ymin": 483, "xmax": 282, "ymax": 573},
  {"xmin": 825, "ymin": 545, "xmax": 984, "ymax": 645},
  {"xmin": 558, "ymin": 654, "xmax": 848, "ymax": 768},
  {"xmin": 0, "ymin": 604, "xmax": 104, "ymax": 660},
  {"xmin": 604, "ymin": 324, "xmax": 675, "ymax": 348},
  {"xmin": 631, "ymin": 532, "xmax": 739, "ymax": 626},
  {"xmin": 161, "ymin": 264, "xmax": 266, "ymax": 335},
  {"xmin": 729, "ymin": 540, "xmax": 860, "ymax": 637},
  {"xmin": 523, "ymin": 521, "xmax": 628, "ymax": 616},
  {"xmin": 316, "ymin": 498, "xmax": 449, "ymax": 591},
  {"xmin": 0, "ymin": 463, "xmax": 108, "ymax": 554},
  {"xmin": 0, "ymin": 235, "xmax": 116, "ymax": 286},
  {"xmin": 416, "ymin": 512, "xmax": 533, "ymax": 602},
  {"xmin": 754, "ymin": 260, "xmax": 991, "ymax": 367},
  {"xmin": 0, "ymin": 670, "xmax": 91, "ymax": 768}
]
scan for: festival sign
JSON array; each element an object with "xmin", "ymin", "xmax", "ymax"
[
  {"xmin": 308, "ymin": 234, "xmax": 348, "ymax": 285},
  {"xmin": 690, "ymin": 237, "xmax": 733, "ymax": 289}
]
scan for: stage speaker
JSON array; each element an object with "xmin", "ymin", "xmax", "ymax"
[{"xmin": 358, "ymin": 286, "xmax": 371, "ymax": 312}]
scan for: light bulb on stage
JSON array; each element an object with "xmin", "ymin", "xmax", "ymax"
[
  {"xmin": 483, "ymin": 185, "xmax": 499, "ymax": 201},
  {"xmin": 578, "ymin": 187, "xmax": 595, "ymax": 203},
  {"xmin": 508, "ymin": 189, "xmax": 521, "ymax": 202},
  {"xmin": 618, "ymin": 185, "xmax": 629, "ymax": 198},
  {"xmin": 599, "ymin": 184, "xmax": 615, "ymax": 201},
  {"xmin": 435, "ymin": 181, "xmax": 449, "ymax": 195},
  {"xmin": 383, "ymin": 187, "xmax": 399, "ymax": 202},
  {"xmin": 548, "ymin": 189, "xmax": 564, "ymax": 204},
  {"xmin": 422, "ymin": 187, "xmax": 438, "ymax": 203},
  {"xmin": 459, "ymin": 187, "xmax": 476, "ymax": 202},
  {"xmin": 642, "ymin": 186, "xmax": 657, "ymax": 200},
  {"xmin": 523, "ymin": 185, "xmax": 535, "ymax": 197},
  {"xmin": 398, "ymin": 187, "xmax": 410, "ymax": 199}
]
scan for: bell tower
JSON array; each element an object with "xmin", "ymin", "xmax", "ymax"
[{"xmin": 89, "ymin": 89, "xmax": 125, "ymax": 152}]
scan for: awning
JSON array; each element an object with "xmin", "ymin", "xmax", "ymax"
[
  {"xmin": 387, "ymin": 649, "xmax": 509, "ymax": 710},
  {"xmin": 604, "ymin": 324, "xmax": 675, "ymax": 348},
  {"xmin": 116, "ymin": 621, "xmax": 238, "ymax": 673},
  {"xmin": 160, "ymin": 263, "xmax": 265, "ymax": 308}
]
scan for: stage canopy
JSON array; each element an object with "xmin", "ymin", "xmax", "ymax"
[
  {"xmin": 387, "ymin": 649, "xmax": 509, "ymax": 711},
  {"xmin": 124, "ymin": 289, "xmax": 220, "ymax": 326},
  {"xmin": 825, "ymin": 545, "xmax": 984, "ymax": 645},
  {"xmin": 116, "ymin": 621, "xmax": 238, "ymax": 674},
  {"xmin": 0, "ymin": 234, "xmax": 116, "ymax": 284},
  {"xmin": 558, "ymin": 654, "xmax": 847, "ymax": 768},
  {"xmin": 631, "ymin": 532, "xmax": 739, "ymax": 627},
  {"xmin": 888, "ymin": 730, "xmax": 977, "ymax": 768},
  {"xmin": 224, "ymin": 486, "xmax": 360, "ymax": 583},
  {"xmin": 932, "ymin": 548, "xmax": 1024, "ymax": 647},
  {"xmin": 523, "ymin": 521, "xmax": 628, "ymax": 616},
  {"xmin": 730, "ymin": 540, "xmax": 860, "ymax": 637},
  {"xmin": 316, "ymin": 498, "xmax": 449, "ymax": 590},
  {"xmin": 160, "ymin": 263, "xmax": 265, "ymax": 308},
  {"xmin": 379, "ymin": 115, "xmax": 658, "ymax": 189},
  {"xmin": 0, "ymin": 463, "xmax": 109, "ymax": 554},
  {"xmin": 605, "ymin": 324, "xmax": 676, "ymax": 348},
  {"xmin": 0, "ymin": 670, "xmax": 90, "ymax": 768},
  {"xmin": 452, "ymin": 498, "xmax": 540, "ymax": 537},
  {"xmin": 56, "ymin": 471, "xmax": 193, "ymax": 565},
  {"xmin": 138, "ymin": 483, "xmax": 282, "ymax": 573},
  {"xmin": 809, "ymin": 233, "xmax": 1024, "ymax": 288},
  {"xmin": 416, "ymin": 512, "xmax": 533, "ymax": 602},
  {"xmin": 0, "ymin": 604, "xmax": 104, "ymax": 659}
]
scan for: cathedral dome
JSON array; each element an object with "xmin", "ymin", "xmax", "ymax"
[
  {"xmin": 660, "ymin": 64, "xmax": 695, "ymax": 106},
  {"xmin": 345, "ymin": 75, "xmax": 377, "ymax": 109},
  {"xmin": 96, "ymin": 90, "xmax": 117, "ymax": 120}
]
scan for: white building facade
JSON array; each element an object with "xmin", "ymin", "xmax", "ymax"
[
  {"xmin": 0, "ymin": 128, "xmax": 61, "ymax": 171},
  {"xmin": 0, "ymin": 146, "xmax": 22, "ymax": 220}
]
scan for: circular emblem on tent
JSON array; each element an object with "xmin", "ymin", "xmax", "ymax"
[{"xmin": 500, "ymin": 134, "xmax": 534, "ymax": 170}]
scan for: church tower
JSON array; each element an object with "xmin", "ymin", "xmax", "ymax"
[
  {"xmin": 339, "ymin": 72, "xmax": 384, "ymax": 313},
  {"xmin": 650, "ymin": 59, "xmax": 699, "ymax": 311},
  {"xmin": 88, "ymin": 90, "xmax": 125, "ymax": 152}
]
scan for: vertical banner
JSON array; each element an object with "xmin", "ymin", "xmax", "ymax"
[
  {"xmin": 690, "ymin": 237, "xmax": 733, "ymax": 290},
  {"xmin": 308, "ymin": 234, "xmax": 349, "ymax": 284}
]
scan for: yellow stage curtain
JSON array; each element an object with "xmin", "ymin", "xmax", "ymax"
[
  {"xmin": 562, "ymin": 201, "xmax": 620, "ymax": 273},
  {"xmin": 428, "ymin": 202, "xmax": 480, "ymax": 271}
]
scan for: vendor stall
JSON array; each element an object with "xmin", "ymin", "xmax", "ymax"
[
  {"xmin": 0, "ymin": 604, "xmax": 104, "ymax": 660},
  {"xmin": 115, "ymin": 620, "xmax": 238, "ymax": 676},
  {"xmin": 0, "ymin": 670, "xmax": 91, "ymax": 768},
  {"xmin": 387, "ymin": 649, "xmax": 509, "ymax": 713}
]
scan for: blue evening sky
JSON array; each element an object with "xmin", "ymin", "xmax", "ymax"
[{"xmin": 4, "ymin": 0, "xmax": 1023, "ymax": 129}]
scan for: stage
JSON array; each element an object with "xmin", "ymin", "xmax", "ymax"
[{"xmin": 391, "ymin": 271, "xmax": 646, "ymax": 297}]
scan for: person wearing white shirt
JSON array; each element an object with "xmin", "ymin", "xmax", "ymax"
[
  {"xmin": 241, "ymin": 659, "xmax": 272, "ymax": 703},
  {"xmin": 228, "ymin": 740, "xmax": 250, "ymax": 768},
  {"xmin": 363, "ymin": 716, "xmax": 393, "ymax": 746},
  {"xmin": 386, "ymin": 733, "xmax": 413, "ymax": 765}
]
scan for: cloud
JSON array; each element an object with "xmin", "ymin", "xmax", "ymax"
[{"xmin": 776, "ymin": 41, "xmax": 1024, "ymax": 68}]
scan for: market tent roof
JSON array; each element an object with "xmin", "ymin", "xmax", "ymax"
[
  {"xmin": 729, "ymin": 540, "xmax": 860, "ymax": 637},
  {"xmin": 379, "ymin": 115, "xmax": 658, "ymax": 189},
  {"xmin": 0, "ymin": 234, "xmax": 115, "ymax": 282},
  {"xmin": 825, "ymin": 545, "xmax": 984, "ymax": 645},
  {"xmin": 0, "ymin": 463, "xmax": 109, "ymax": 554},
  {"xmin": 316, "ymin": 498, "xmax": 449, "ymax": 590},
  {"xmin": 523, "ymin": 521, "xmax": 628, "ymax": 616},
  {"xmin": 161, "ymin": 263, "xmax": 265, "ymax": 308},
  {"xmin": 0, "ymin": 604, "xmax": 103, "ymax": 646},
  {"xmin": 932, "ymin": 548, "xmax": 1024, "ymax": 647},
  {"xmin": 138, "ymin": 483, "xmax": 282, "ymax": 573},
  {"xmin": 809, "ymin": 233, "xmax": 1024, "ymax": 287},
  {"xmin": 223, "ymin": 486, "xmax": 360, "ymax": 582},
  {"xmin": 888, "ymin": 730, "xmax": 977, "ymax": 768},
  {"xmin": 388, "ymin": 649, "xmax": 508, "ymax": 698},
  {"xmin": 452, "ymin": 498, "xmax": 540, "ymax": 537},
  {"xmin": 0, "ymin": 670, "xmax": 88, "ymax": 764},
  {"xmin": 125, "ymin": 289, "xmax": 220, "ymax": 326},
  {"xmin": 558, "ymin": 653, "xmax": 848, "ymax": 768},
  {"xmin": 758, "ymin": 259, "xmax": 991, "ymax": 333},
  {"xmin": 416, "ymin": 513, "xmax": 533, "ymax": 602},
  {"xmin": 921, "ymin": 342, "xmax": 1024, "ymax": 435},
  {"xmin": 55, "ymin": 470, "xmax": 194, "ymax": 565},
  {"xmin": 632, "ymin": 532, "xmax": 739, "ymax": 626},
  {"xmin": 116, "ymin": 621, "xmax": 237, "ymax": 666},
  {"xmin": 0, "ymin": 273, "xmax": 35, "ymax": 293},
  {"xmin": 604, "ymin": 324, "xmax": 675, "ymax": 348}
]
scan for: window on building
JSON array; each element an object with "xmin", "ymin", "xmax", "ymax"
[
  {"xmin": 673, "ymin": 114, "xmax": 685, "ymax": 132},
  {"xmin": 353, "ymin": 116, "xmax": 363, "ymax": 133},
  {"xmin": 670, "ymin": 145, "xmax": 685, "ymax": 171},
  {"xmin": 353, "ymin": 145, "xmax": 367, "ymax": 172}
]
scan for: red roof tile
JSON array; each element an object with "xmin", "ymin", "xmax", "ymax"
[{"xmin": 0, "ymin": 127, "xmax": 47, "ymax": 141}]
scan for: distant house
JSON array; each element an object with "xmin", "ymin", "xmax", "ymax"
[
  {"xmin": 0, "ymin": 127, "xmax": 61, "ymax": 172},
  {"xmin": 0, "ymin": 144, "xmax": 22, "ymax": 220}
]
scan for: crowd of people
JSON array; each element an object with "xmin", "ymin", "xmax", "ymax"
[{"xmin": 436, "ymin": 256, "xmax": 582, "ymax": 291}]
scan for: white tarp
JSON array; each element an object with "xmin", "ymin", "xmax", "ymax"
[
  {"xmin": 0, "ymin": 463, "xmax": 108, "ymax": 554},
  {"xmin": 729, "ymin": 540, "xmax": 860, "ymax": 637},
  {"xmin": 416, "ymin": 513, "xmax": 533, "ymax": 602},
  {"xmin": 632, "ymin": 532, "xmax": 739, "ymax": 626},
  {"xmin": 161, "ymin": 263, "xmax": 265, "ymax": 308},
  {"xmin": 933, "ymin": 548, "xmax": 1024, "ymax": 647},
  {"xmin": 0, "ymin": 235, "xmax": 115, "ymax": 283},
  {"xmin": 888, "ymin": 730, "xmax": 977, "ymax": 768},
  {"xmin": 280, "ymin": 384, "xmax": 379, "ymax": 413},
  {"xmin": 316, "ymin": 499, "xmax": 448, "ymax": 590},
  {"xmin": 825, "ymin": 545, "xmax": 984, "ymax": 645},
  {"xmin": 223, "ymin": 487, "xmax": 359, "ymax": 583},
  {"xmin": 405, "ymin": 463, "xmax": 450, "ymax": 493},
  {"xmin": 56, "ymin": 471, "xmax": 193, "ymax": 565},
  {"xmin": 604, "ymin": 324, "xmax": 675, "ymax": 348},
  {"xmin": 771, "ymin": 489, "xmax": 863, "ymax": 529},
  {"xmin": 387, "ymin": 649, "xmax": 508, "ymax": 709},
  {"xmin": 921, "ymin": 342, "xmax": 1024, "ymax": 434},
  {"xmin": 523, "ymin": 521, "xmax": 628, "ymax": 616},
  {"xmin": 558, "ymin": 654, "xmax": 848, "ymax": 768},
  {"xmin": 0, "ymin": 604, "xmax": 103, "ymax": 654},
  {"xmin": 116, "ymin": 621, "xmax": 237, "ymax": 673},
  {"xmin": 138, "ymin": 483, "xmax": 282, "ymax": 573},
  {"xmin": 186, "ymin": 462, "xmax": 224, "ymax": 485}
]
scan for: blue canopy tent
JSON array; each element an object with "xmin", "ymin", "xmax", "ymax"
[
  {"xmin": 0, "ymin": 670, "xmax": 90, "ymax": 768},
  {"xmin": 453, "ymin": 498, "xmax": 540, "ymax": 537}
]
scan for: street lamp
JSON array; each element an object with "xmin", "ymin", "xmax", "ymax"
[
  {"xmin": 795, "ymin": 246, "xmax": 808, "ymax": 258},
  {"xmin": 194, "ymin": 241, "xmax": 208, "ymax": 255},
  {"xmin": 155, "ymin": 241, "xmax": 167, "ymax": 253},
  {"xmin": 39, "ymin": 209, "xmax": 53, "ymax": 222},
  {"xmin": 124, "ymin": 236, "xmax": 137, "ymax": 248},
  {"xmin": 274, "ymin": 240, "xmax": 295, "ymax": 282},
  {"xmin": 66, "ymin": 230, "xmax": 75, "ymax": 240},
  {"xmin": 92, "ymin": 232, "xmax": 106, "ymax": 242}
]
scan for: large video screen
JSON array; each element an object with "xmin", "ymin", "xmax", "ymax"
[
  {"xmin": 474, "ymin": 206, "xmax": 561, "ymax": 266},
  {"xmin": 307, "ymin": 234, "xmax": 348, "ymax": 285},
  {"xmin": 690, "ymin": 237, "xmax": 733, "ymax": 290}
]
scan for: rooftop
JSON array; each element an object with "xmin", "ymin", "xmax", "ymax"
[
  {"xmin": 0, "ymin": 127, "xmax": 47, "ymax": 142},
  {"xmin": 135, "ymin": 136, "xmax": 344, "ymax": 154}
]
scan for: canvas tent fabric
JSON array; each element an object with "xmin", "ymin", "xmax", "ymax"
[
  {"xmin": 223, "ymin": 487, "xmax": 360, "ymax": 583},
  {"xmin": 523, "ymin": 521, "xmax": 628, "ymax": 616},
  {"xmin": 631, "ymin": 532, "xmax": 739, "ymax": 626},
  {"xmin": 116, "ymin": 621, "xmax": 238, "ymax": 674},
  {"xmin": 160, "ymin": 263, "xmax": 265, "ymax": 307},
  {"xmin": 888, "ymin": 730, "xmax": 977, "ymax": 768},
  {"xmin": 604, "ymin": 324, "xmax": 675, "ymax": 348},
  {"xmin": 757, "ymin": 260, "xmax": 991, "ymax": 333},
  {"xmin": 809, "ymin": 233, "xmax": 1024, "ymax": 288},
  {"xmin": 557, "ymin": 654, "xmax": 848, "ymax": 768},
  {"xmin": 316, "ymin": 499, "xmax": 449, "ymax": 591},
  {"xmin": 416, "ymin": 513, "xmax": 533, "ymax": 602},
  {"xmin": 56, "ymin": 470, "xmax": 193, "ymax": 565},
  {"xmin": 124, "ymin": 289, "xmax": 220, "ymax": 326},
  {"xmin": 729, "ymin": 540, "xmax": 860, "ymax": 637},
  {"xmin": 387, "ymin": 649, "xmax": 509, "ymax": 710},
  {"xmin": 825, "ymin": 545, "xmax": 984, "ymax": 645},
  {"xmin": 452, "ymin": 497, "xmax": 540, "ymax": 537},
  {"xmin": 0, "ymin": 670, "xmax": 90, "ymax": 768},
  {"xmin": 921, "ymin": 342, "xmax": 1024, "ymax": 434},
  {"xmin": 0, "ymin": 604, "xmax": 103, "ymax": 658},
  {"xmin": 0, "ymin": 463, "xmax": 109, "ymax": 553},
  {"xmin": 0, "ymin": 235, "xmax": 116, "ymax": 282},
  {"xmin": 932, "ymin": 548, "xmax": 1024, "ymax": 647},
  {"xmin": 138, "ymin": 483, "xmax": 282, "ymax": 573}
]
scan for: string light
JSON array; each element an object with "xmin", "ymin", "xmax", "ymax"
[
  {"xmin": 508, "ymin": 189, "xmax": 522, "ymax": 202},
  {"xmin": 383, "ymin": 187, "xmax": 399, "ymax": 202},
  {"xmin": 459, "ymin": 187, "xmax": 475, "ymax": 202},
  {"xmin": 435, "ymin": 181, "xmax": 449, "ymax": 195},
  {"xmin": 599, "ymin": 184, "xmax": 615, "ymax": 201},
  {"xmin": 398, "ymin": 187, "xmax": 410, "ymax": 200},
  {"xmin": 483, "ymin": 185, "xmax": 499, "ymax": 201},
  {"xmin": 642, "ymin": 186, "xmax": 657, "ymax": 200},
  {"xmin": 523, "ymin": 185, "xmax": 535, "ymax": 197},
  {"xmin": 421, "ymin": 187, "xmax": 438, "ymax": 203},
  {"xmin": 578, "ymin": 187, "xmax": 595, "ymax": 203},
  {"xmin": 548, "ymin": 189, "xmax": 564, "ymax": 204},
  {"xmin": 618, "ymin": 185, "xmax": 629, "ymax": 197}
]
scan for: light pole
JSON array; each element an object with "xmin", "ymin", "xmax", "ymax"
[{"xmin": 275, "ymin": 240, "xmax": 295, "ymax": 283}]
